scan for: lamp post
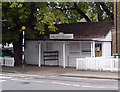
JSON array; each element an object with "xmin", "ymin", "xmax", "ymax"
[{"xmin": 21, "ymin": 26, "xmax": 26, "ymax": 68}]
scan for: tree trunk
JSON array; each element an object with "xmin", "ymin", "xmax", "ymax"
[
  {"xmin": 96, "ymin": 2, "xmax": 103, "ymax": 21},
  {"xmin": 13, "ymin": 36, "xmax": 22, "ymax": 66},
  {"xmin": 73, "ymin": 3, "xmax": 91, "ymax": 22}
]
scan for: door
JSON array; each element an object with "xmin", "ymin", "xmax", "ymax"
[
  {"xmin": 67, "ymin": 42, "xmax": 80, "ymax": 67},
  {"xmin": 95, "ymin": 43, "xmax": 102, "ymax": 57}
]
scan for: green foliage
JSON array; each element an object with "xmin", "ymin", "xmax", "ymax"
[
  {"xmin": 34, "ymin": 3, "xmax": 69, "ymax": 34},
  {"xmin": 2, "ymin": 2, "xmax": 35, "ymax": 44},
  {"xmin": 25, "ymin": 27, "xmax": 36, "ymax": 39},
  {"xmin": 57, "ymin": 2, "xmax": 113, "ymax": 22},
  {"xmin": 2, "ymin": 2, "xmax": 114, "ymax": 45}
]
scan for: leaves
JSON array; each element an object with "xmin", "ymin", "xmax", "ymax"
[
  {"xmin": 34, "ymin": 23, "xmax": 45, "ymax": 35},
  {"xmin": 2, "ymin": 2, "xmax": 114, "ymax": 45},
  {"xmin": 35, "ymin": 6, "xmax": 68, "ymax": 33}
]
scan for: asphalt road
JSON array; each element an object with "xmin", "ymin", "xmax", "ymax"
[{"xmin": 0, "ymin": 73, "xmax": 118, "ymax": 90}]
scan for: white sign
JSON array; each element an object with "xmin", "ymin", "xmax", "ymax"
[
  {"xmin": 50, "ymin": 32, "xmax": 74, "ymax": 39},
  {"xmin": 97, "ymin": 47, "xmax": 100, "ymax": 51}
]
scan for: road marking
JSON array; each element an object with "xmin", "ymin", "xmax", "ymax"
[
  {"xmin": 52, "ymin": 82, "xmax": 81, "ymax": 87},
  {"xmin": 57, "ymin": 82, "xmax": 68, "ymax": 85},
  {"xmin": 81, "ymin": 85, "xmax": 117, "ymax": 89},
  {"xmin": 0, "ymin": 74, "xmax": 15, "ymax": 77},
  {"xmin": 15, "ymin": 74, "xmax": 43, "ymax": 77},
  {"xmin": 82, "ymin": 85, "xmax": 96, "ymax": 88},
  {"xmin": 10, "ymin": 79, "xmax": 18, "ymax": 81},
  {"xmin": 52, "ymin": 82, "xmax": 60, "ymax": 84},
  {"xmin": 7, "ymin": 74, "xmax": 46, "ymax": 78},
  {"xmin": 52, "ymin": 82, "xmax": 71, "ymax": 85},
  {"xmin": 73, "ymin": 84, "xmax": 80, "ymax": 87},
  {"xmin": 0, "ymin": 74, "xmax": 5, "ymax": 76},
  {"xmin": 49, "ymin": 76, "xmax": 56, "ymax": 77},
  {"xmin": 11, "ymin": 79, "xmax": 28, "ymax": 81},
  {"xmin": 34, "ymin": 81, "xmax": 44, "ymax": 83},
  {"xmin": 24, "ymin": 78, "xmax": 30, "ymax": 79},
  {"xmin": 0, "ymin": 80, "xmax": 6, "ymax": 82},
  {"xmin": 11, "ymin": 78, "xmax": 44, "ymax": 83},
  {"xmin": 0, "ymin": 76, "xmax": 12, "ymax": 79},
  {"xmin": 64, "ymin": 84, "xmax": 71, "ymax": 86},
  {"xmin": 51, "ymin": 81, "xmax": 117, "ymax": 89},
  {"xmin": 94, "ymin": 86, "xmax": 109, "ymax": 88}
]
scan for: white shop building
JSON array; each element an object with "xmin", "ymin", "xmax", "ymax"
[{"xmin": 25, "ymin": 21, "xmax": 114, "ymax": 68}]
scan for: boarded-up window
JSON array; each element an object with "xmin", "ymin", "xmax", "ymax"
[
  {"xmin": 69, "ymin": 42, "xmax": 80, "ymax": 55},
  {"xmin": 82, "ymin": 42, "xmax": 91, "ymax": 53},
  {"xmin": 69, "ymin": 42, "xmax": 80, "ymax": 52}
]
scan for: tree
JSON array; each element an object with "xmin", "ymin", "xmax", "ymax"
[
  {"xmin": 54, "ymin": 2, "xmax": 114, "ymax": 22},
  {"xmin": 2, "ymin": 2, "xmax": 68, "ymax": 65},
  {"xmin": 2, "ymin": 2, "xmax": 114, "ymax": 66}
]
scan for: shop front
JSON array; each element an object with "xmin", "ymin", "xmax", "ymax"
[{"xmin": 24, "ymin": 21, "xmax": 113, "ymax": 68}]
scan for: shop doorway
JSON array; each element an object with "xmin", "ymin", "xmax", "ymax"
[{"xmin": 95, "ymin": 43, "xmax": 102, "ymax": 57}]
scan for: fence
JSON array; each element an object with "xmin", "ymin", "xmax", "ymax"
[
  {"xmin": 0, "ymin": 57, "xmax": 15, "ymax": 67},
  {"xmin": 76, "ymin": 57, "xmax": 119, "ymax": 72}
]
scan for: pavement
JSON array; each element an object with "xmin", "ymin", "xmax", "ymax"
[{"xmin": 0, "ymin": 65, "xmax": 119, "ymax": 80}]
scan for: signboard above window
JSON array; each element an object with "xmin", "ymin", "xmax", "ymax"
[{"xmin": 50, "ymin": 32, "xmax": 74, "ymax": 39}]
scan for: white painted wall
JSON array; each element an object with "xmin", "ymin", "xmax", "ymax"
[
  {"xmin": 66, "ymin": 42, "xmax": 91, "ymax": 67},
  {"xmin": 102, "ymin": 42, "xmax": 111, "ymax": 57},
  {"xmin": 25, "ymin": 41, "xmax": 64, "ymax": 66},
  {"xmin": 42, "ymin": 42, "xmax": 63, "ymax": 66},
  {"xmin": 101, "ymin": 30, "xmax": 112, "ymax": 57},
  {"xmin": 66, "ymin": 42, "xmax": 80, "ymax": 67},
  {"xmin": 92, "ymin": 30, "xmax": 112, "ymax": 57},
  {"xmin": 25, "ymin": 40, "xmax": 111, "ymax": 67},
  {"xmin": 25, "ymin": 41, "xmax": 39, "ymax": 65},
  {"xmin": 105, "ymin": 31, "xmax": 112, "ymax": 41},
  {"xmin": 81, "ymin": 42, "xmax": 91, "ymax": 57},
  {"xmin": 25, "ymin": 41, "xmax": 92, "ymax": 67}
]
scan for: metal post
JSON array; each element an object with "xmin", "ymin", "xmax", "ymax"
[
  {"xmin": 21, "ymin": 26, "xmax": 26, "ymax": 68},
  {"xmin": 22, "ymin": 30, "xmax": 25, "ymax": 68}
]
